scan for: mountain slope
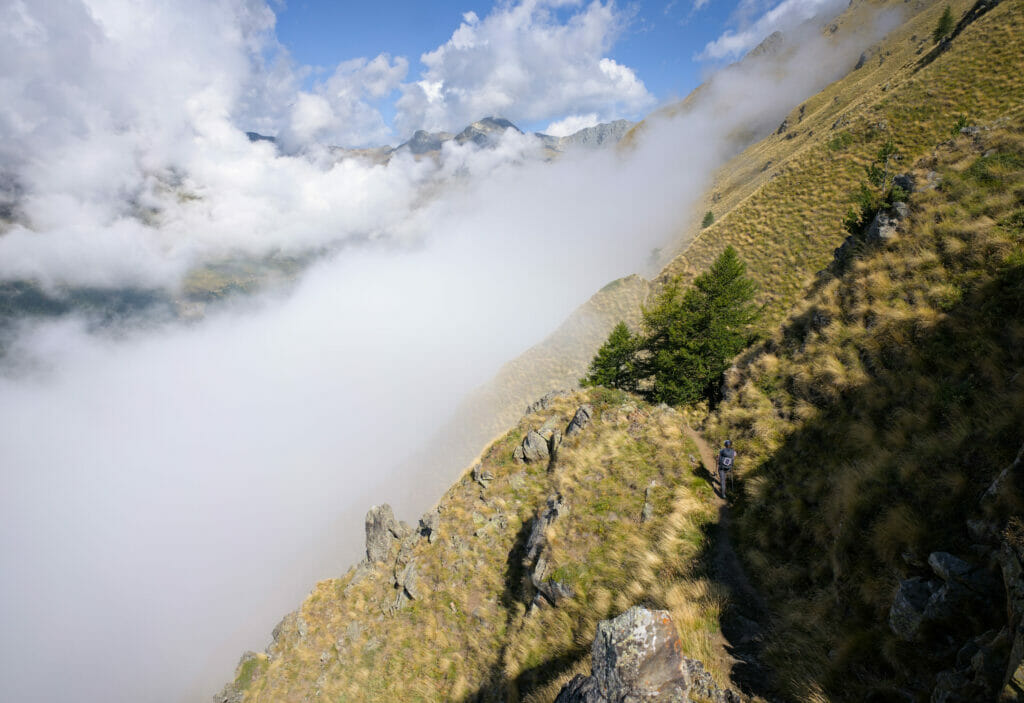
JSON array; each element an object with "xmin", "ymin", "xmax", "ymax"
[
  {"xmin": 704, "ymin": 114, "xmax": 1024, "ymax": 701},
  {"xmin": 224, "ymin": 390, "xmax": 725, "ymax": 702}
]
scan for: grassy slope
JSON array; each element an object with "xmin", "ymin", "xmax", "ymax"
[
  {"xmin": 662, "ymin": 0, "xmax": 1023, "ymax": 325},
  {"xmin": 704, "ymin": 108, "xmax": 1024, "ymax": 698},
  {"xmin": 236, "ymin": 390, "xmax": 723, "ymax": 702}
]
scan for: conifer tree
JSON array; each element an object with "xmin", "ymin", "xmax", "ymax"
[
  {"xmin": 580, "ymin": 321, "xmax": 639, "ymax": 391},
  {"xmin": 640, "ymin": 246, "xmax": 759, "ymax": 405},
  {"xmin": 933, "ymin": 5, "xmax": 954, "ymax": 44}
]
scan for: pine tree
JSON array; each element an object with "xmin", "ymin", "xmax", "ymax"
[
  {"xmin": 933, "ymin": 5, "xmax": 954, "ymax": 44},
  {"xmin": 701, "ymin": 210, "xmax": 714, "ymax": 228},
  {"xmin": 640, "ymin": 246, "xmax": 759, "ymax": 405},
  {"xmin": 580, "ymin": 321, "xmax": 639, "ymax": 391}
]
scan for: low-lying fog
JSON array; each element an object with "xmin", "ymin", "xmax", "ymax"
[{"xmin": 0, "ymin": 1, "xmax": 895, "ymax": 700}]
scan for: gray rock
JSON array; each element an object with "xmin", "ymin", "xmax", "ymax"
[
  {"xmin": 566, "ymin": 404, "xmax": 594, "ymax": 437},
  {"xmin": 525, "ymin": 390, "xmax": 570, "ymax": 415},
  {"xmin": 419, "ymin": 509, "xmax": 440, "ymax": 543},
  {"xmin": 554, "ymin": 675, "xmax": 603, "ymax": 703},
  {"xmin": 893, "ymin": 172, "xmax": 916, "ymax": 193},
  {"xmin": 523, "ymin": 495, "xmax": 572, "ymax": 606},
  {"xmin": 855, "ymin": 51, "xmax": 869, "ymax": 69},
  {"xmin": 929, "ymin": 551, "xmax": 997, "ymax": 597},
  {"xmin": 641, "ymin": 485, "xmax": 655, "ymax": 523},
  {"xmin": 555, "ymin": 606, "xmax": 740, "ymax": 702},
  {"xmin": 395, "ymin": 558, "xmax": 421, "ymax": 600},
  {"xmin": 866, "ymin": 205, "xmax": 905, "ymax": 243},
  {"xmin": 365, "ymin": 504, "xmax": 397, "ymax": 563},
  {"xmin": 930, "ymin": 552, "xmax": 973, "ymax": 582},
  {"xmin": 520, "ymin": 430, "xmax": 550, "ymax": 463},
  {"xmin": 890, "ymin": 577, "xmax": 937, "ymax": 641},
  {"xmin": 472, "ymin": 464, "xmax": 494, "ymax": 488}
]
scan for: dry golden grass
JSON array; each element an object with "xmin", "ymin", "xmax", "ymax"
[
  {"xmin": 704, "ymin": 116, "xmax": 1024, "ymax": 699},
  {"xmin": 233, "ymin": 388, "xmax": 725, "ymax": 701},
  {"xmin": 656, "ymin": 0, "xmax": 1024, "ymax": 331}
]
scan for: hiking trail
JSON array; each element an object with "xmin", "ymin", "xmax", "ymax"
[{"xmin": 683, "ymin": 424, "xmax": 776, "ymax": 701}]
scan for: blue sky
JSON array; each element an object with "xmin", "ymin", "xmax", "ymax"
[
  {"xmin": 275, "ymin": 0, "xmax": 737, "ymax": 112},
  {"xmin": 265, "ymin": 0, "xmax": 834, "ymax": 142}
]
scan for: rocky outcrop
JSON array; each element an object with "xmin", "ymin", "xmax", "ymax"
[
  {"xmin": 455, "ymin": 117, "xmax": 522, "ymax": 147},
  {"xmin": 565, "ymin": 404, "xmax": 594, "ymax": 437},
  {"xmin": 866, "ymin": 201, "xmax": 909, "ymax": 244},
  {"xmin": 418, "ymin": 508, "xmax": 440, "ymax": 543},
  {"xmin": 514, "ymin": 429, "xmax": 551, "ymax": 463},
  {"xmin": 523, "ymin": 494, "xmax": 574, "ymax": 607},
  {"xmin": 472, "ymin": 463, "xmax": 494, "ymax": 488},
  {"xmin": 525, "ymin": 390, "xmax": 570, "ymax": 415},
  {"xmin": 889, "ymin": 550, "xmax": 997, "ymax": 641},
  {"xmin": 555, "ymin": 607, "xmax": 740, "ymax": 703},
  {"xmin": 365, "ymin": 504, "xmax": 398, "ymax": 563},
  {"xmin": 560, "ymin": 120, "xmax": 634, "ymax": 149}
]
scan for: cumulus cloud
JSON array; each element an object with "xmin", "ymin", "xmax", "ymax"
[
  {"xmin": 698, "ymin": 0, "xmax": 846, "ymax": 60},
  {"xmin": 0, "ymin": 1, "xmax": 891, "ymax": 702},
  {"xmin": 544, "ymin": 112, "xmax": 600, "ymax": 136},
  {"xmin": 394, "ymin": 0, "xmax": 654, "ymax": 135},
  {"xmin": 280, "ymin": 53, "xmax": 408, "ymax": 149}
]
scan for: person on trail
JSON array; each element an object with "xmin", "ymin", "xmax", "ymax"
[{"xmin": 717, "ymin": 440, "xmax": 736, "ymax": 498}]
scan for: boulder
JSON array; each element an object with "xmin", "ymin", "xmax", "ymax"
[
  {"xmin": 566, "ymin": 404, "xmax": 594, "ymax": 437},
  {"xmin": 518, "ymin": 430, "xmax": 550, "ymax": 463},
  {"xmin": 419, "ymin": 509, "xmax": 440, "ymax": 543},
  {"xmin": 893, "ymin": 172, "xmax": 916, "ymax": 193},
  {"xmin": 866, "ymin": 204, "xmax": 907, "ymax": 244},
  {"xmin": 365, "ymin": 504, "xmax": 397, "ymax": 563},
  {"xmin": 555, "ymin": 607, "xmax": 740, "ymax": 702}
]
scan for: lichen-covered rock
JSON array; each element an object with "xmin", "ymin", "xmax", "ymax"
[
  {"xmin": 555, "ymin": 606, "xmax": 740, "ymax": 702},
  {"xmin": 365, "ymin": 504, "xmax": 397, "ymax": 563}
]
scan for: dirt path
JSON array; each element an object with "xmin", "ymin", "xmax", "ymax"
[{"xmin": 682, "ymin": 424, "xmax": 775, "ymax": 701}]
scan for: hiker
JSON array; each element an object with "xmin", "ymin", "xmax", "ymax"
[{"xmin": 717, "ymin": 440, "xmax": 736, "ymax": 498}]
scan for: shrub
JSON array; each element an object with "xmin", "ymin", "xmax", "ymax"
[{"xmin": 701, "ymin": 210, "xmax": 714, "ymax": 228}]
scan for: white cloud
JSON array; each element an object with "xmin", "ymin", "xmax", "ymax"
[
  {"xmin": 395, "ymin": 0, "xmax": 654, "ymax": 135},
  {"xmin": 280, "ymin": 53, "xmax": 408, "ymax": 149},
  {"xmin": 544, "ymin": 112, "xmax": 600, "ymax": 136},
  {"xmin": 693, "ymin": 0, "xmax": 711, "ymax": 10},
  {"xmin": 699, "ymin": 0, "xmax": 846, "ymax": 60}
]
